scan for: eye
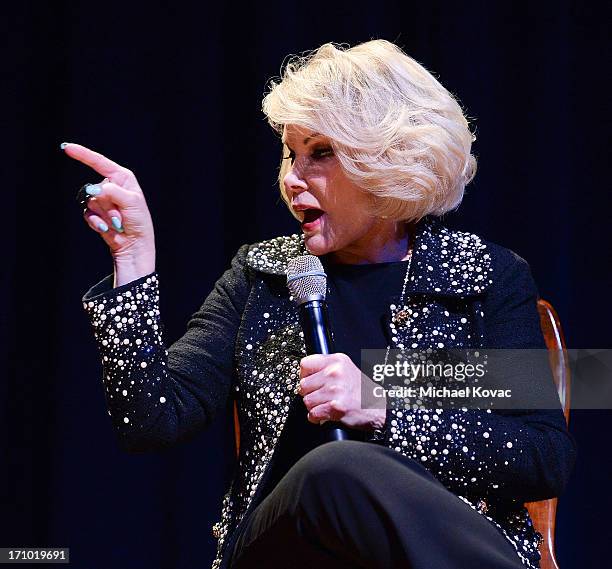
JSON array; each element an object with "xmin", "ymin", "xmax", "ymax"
[
  {"xmin": 282, "ymin": 146, "xmax": 334, "ymax": 165},
  {"xmin": 283, "ymin": 149, "xmax": 296, "ymax": 164},
  {"xmin": 312, "ymin": 147, "xmax": 334, "ymax": 159}
]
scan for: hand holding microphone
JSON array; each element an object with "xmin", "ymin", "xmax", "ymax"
[{"xmin": 298, "ymin": 353, "xmax": 384, "ymax": 431}]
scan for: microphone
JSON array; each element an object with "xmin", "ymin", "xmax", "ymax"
[{"xmin": 287, "ymin": 255, "xmax": 349, "ymax": 442}]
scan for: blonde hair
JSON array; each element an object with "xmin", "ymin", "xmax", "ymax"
[{"xmin": 262, "ymin": 39, "xmax": 477, "ymax": 221}]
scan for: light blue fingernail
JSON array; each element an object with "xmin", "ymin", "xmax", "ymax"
[
  {"xmin": 60, "ymin": 142, "xmax": 69, "ymax": 150},
  {"xmin": 86, "ymin": 184, "xmax": 102, "ymax": 196},
  {"xmin": 98, "ymin": 221, "xmax": 109, "ymax": 232},
  {"xmin": 111, "ymin": 217, "xmax": 124, "ymax": 232}
]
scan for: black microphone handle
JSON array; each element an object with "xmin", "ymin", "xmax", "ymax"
[{"xmin": 298, "ymin": 300, "xmax": 350, "ymax": 442}]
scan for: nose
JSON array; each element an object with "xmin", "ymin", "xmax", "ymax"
[{"xmin": 283, "ymin": 164, "xmax": 308, "ymax": 201}]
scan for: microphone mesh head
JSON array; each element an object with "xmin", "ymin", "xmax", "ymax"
[{"xmin": 286, "ymin": 255, "xmax": 327, "ymax": 304}]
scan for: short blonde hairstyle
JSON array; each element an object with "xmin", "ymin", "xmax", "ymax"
[{"xmin": 262, "ymin": 39, "xmax": 477, "ymax": 221}]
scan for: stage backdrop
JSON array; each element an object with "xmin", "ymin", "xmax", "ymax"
[{"xmin": 3, "ymin": 1, "xmax": 610, "ymax": 567}]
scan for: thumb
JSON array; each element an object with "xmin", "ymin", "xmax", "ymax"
[{"xmin": 99, "ymin": 182, "xmax": 141, "ymax": 209}]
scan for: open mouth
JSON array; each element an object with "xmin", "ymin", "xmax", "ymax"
[{"xmin": 301, "ymin": 208, "xmax": 325, "ymax": 230}]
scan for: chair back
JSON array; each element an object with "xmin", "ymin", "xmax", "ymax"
[{"xmin": 524, "ymin": 299, "xmax": 572, "ymax": 569}]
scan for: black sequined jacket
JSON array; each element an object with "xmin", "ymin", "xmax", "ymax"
[{"xmin": 82, "ymin": 216, "xmax": 576, "ymax": 569}]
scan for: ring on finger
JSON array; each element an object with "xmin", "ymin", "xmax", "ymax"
[{"xmin": 76, "ymin": 178, "xmax": 110, "ymax": 212}]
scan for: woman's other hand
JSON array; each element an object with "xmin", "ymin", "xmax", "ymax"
[
  {"xmin": 62, "ymin": 143, "xmax": 156, "ymax": 285},
  {"xmin": 299, "ymin": 353, "xmax": 386, "ymax": 431}
]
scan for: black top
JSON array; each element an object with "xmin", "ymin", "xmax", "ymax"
[
  {"xmin": 326, "ymin": 258, "xmax": 410, "ymax": 364},
  {"xmin": 261, "ymin": 259, "xmax": 411, "ymax": 500}
]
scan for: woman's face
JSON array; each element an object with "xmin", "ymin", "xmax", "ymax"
[{"xmin": 282, "ymin": 124, "xmax": 380, "ymax": 259}]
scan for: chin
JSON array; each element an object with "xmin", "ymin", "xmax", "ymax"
[{"xmin": 303, "ymin": 232, "xmax": 333, "ymax": 257}]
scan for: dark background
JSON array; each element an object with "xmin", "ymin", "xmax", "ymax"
[{"xmin": 2, "ymin": 1, "xmax": 610, "ymax": 567}]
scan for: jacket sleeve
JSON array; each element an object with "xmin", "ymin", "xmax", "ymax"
[
  {"xmin": 81, "ymin": 244, "xmax": 252, "ymax": 453},
  {"xmin": 381, "ymin": 248, "xmax": 576, "ymax": 505}
]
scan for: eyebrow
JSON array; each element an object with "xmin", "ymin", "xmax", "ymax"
[
  {"xmin": 282, "ymin": 132, "xmax": 323, "ymax": 146},
  {"xmin": 303, "ymin": 132, "xmax": 322, "ymax": 144}
]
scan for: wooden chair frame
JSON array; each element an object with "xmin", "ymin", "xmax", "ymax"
[{"xmin": 525, "ymin": 299, "xmax": 571, "ymax": 569}]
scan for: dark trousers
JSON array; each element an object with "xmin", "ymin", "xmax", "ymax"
[{"xmin": 229, "ymin": 440, "xmax": 528, "ymax": 569}]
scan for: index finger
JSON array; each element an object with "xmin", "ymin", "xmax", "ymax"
[
  {"xmin": 61, "ymin": 143, "xmax": 138, "ymax": 191},
  {"xmin": 299, "ymin": 354, "xmax": 329, "ymax": 379}
]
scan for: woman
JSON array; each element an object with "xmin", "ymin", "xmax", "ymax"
[{"xmin": 67, "ymin": 40, "xmax": 575, "ymax": 569}]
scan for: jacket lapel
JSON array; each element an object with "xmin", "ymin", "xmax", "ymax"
[{"xmin": 406, "ymin": 216, "xmax": 493, "ymax": 297}]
